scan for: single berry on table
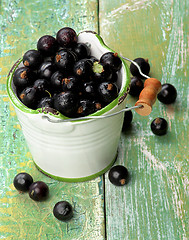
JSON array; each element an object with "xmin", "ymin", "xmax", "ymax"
[
  {"xmin": 37, "ymin": 35, "xmax": 58, "ymax": 57},
  {"xmin": 129, "ymin": 76, "xmax": 144, "ymax": 97},
  {"xmin": 151, "ymin": 117, "xmax": 168, "ymax": 136},
  {"xmin": 108, "ymin": 165, "xmax": 129, "ymax": 186},
  {"xmin": 53, "ymin": 201, "xmax": 73, "ymax": 221},
  {"xmin": 130, "ymin": 58, "xmax": 150, "ymax": 79},
  {"xmin": 23, "ymin": 49, "xmax": 43, "ymax": 69},
  {"xmin": 29, "ymin": 181, "xmax": 49, "ymax": 201},
  {"xmin": 13, "ymin": 172, "xmax": 33, "ymax": 192},
  {"xmin": 157, "ymin": 83, "xmax": 177, "ymax": 104}
]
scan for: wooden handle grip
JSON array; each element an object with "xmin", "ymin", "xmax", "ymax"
[{"xmin": 135, "ymin": 78, "xmax": 161, "ymax": 116}]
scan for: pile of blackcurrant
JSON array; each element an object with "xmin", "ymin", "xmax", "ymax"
[
  {"xmin": 13, "ymin": 172, "xmax": 73, "ymax": 221},
  {"xmin": 13, "ymin": 27, "xmax": 122, "ymax": 118},
  {"xmin": 13, "ymin": 172, "xmax": 49, "ymax": 201}
]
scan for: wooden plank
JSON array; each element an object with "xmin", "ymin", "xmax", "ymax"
[
  {"xmin": 0, "ymin": 1, "xmax": 106, "ymax": 239},
  {"xmin": 99, "ymin": 0, "xmax": 189, "ymax": 239}
]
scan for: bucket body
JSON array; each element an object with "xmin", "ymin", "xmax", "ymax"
[{"xmin": 7, "ymin": 31, "xmax": 130, "ymax": 182}]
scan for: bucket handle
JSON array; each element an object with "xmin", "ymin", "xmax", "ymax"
[
  {"xmin": 121, "ymin": 56, "xmax": 162, "ymax": 116},
  {"xmin": 42, "ymin": 105, "xmax": 143, "ymax": 123}
]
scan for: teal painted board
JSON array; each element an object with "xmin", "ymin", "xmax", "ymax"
[
  {"xmin": 0, "ymin": 1, "xmax": 106, "ymax": 239},
  {"xmin": 99, "ymin": 0, "xmax": 189, "ymax": 239}
]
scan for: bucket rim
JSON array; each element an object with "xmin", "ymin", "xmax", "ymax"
[{"xmin": 7, "ymin": 32, "xmax": 130, "ymax": 122}]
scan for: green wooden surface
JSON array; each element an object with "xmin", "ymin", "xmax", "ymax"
[
  {"xmin": 0, "ymin": 1, "xmax": 105, "ymax": 240},
  {"xmin": 0, "ymin": 0, "xmax": 188, "ymax": 239},
  {"xmin": 100, "ymin": 1, "xmax": 189, "ymax": 239}
]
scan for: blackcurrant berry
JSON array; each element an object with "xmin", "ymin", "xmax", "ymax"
[
  {"xmin": 37, "ymin": 35, "xmax": 58, "ymax": 57},
  {"xmin": 29, "ymin": 181, "xmax": 49, "ymax": 201},
  {"xmin": 108, "ymin": 165, "xmax": 129, "ymax": 186},
  {"xmin": 23, "ymin": 50, "xmax": 43, "ymax": 69},
  {"xmin": 93, "ymin": 62, "xmax": 113, "ymax": 82},
  {"xmin": 53, "ymin": 201, "xmax": 73, "ymax": 221},
  {"xmin": 13, "ymin": 67, "xmax": 37, "ymax": 91},
  {"xmin": 33, "ymin": 79, "xmax": 51, "ymax": 99},
  {"xmin": 38, "ymin": 61, "xmax": 56, "ymax": 80},
  {"xmin": 19, "ymin": 87, "xmax": 39, "ymax": 109},
  {"xmin": 73, "ymin": 59, "xmax": 93, "ymax": 81},
  {"xmin": 62, "ymin": 76, "xmax": 81, "ymax": 93},
  {"xmin": 98, "ymin": 82, "xmax": 118, "ymax": 103},
  {"xmin": 13, "ymin": 172, "xmax": 33, "ymax": 192},
  {"xmin": 37, "ymin": 96, "xmax": 53, "ymax": 109},
  {"xmin": 122, "ymin": 109, "xmax": 133, "ymax": 130},
  {"xmin": 54, "ymin": 49, "xmax": 76, "ymax": 73},
  {"xmin": 77, "ymin": 99, "xmax": 96, "ymax": 117},
  {"xmin": 72, "ymin": 42, "xmax": 91, "ymax": 60},
  {"xmin": 53, "ymin": 91, "xmax": 79, "ymax": 117},
  {"xmin": 51, "ymin": 71, "xmax": 65, "ymax": 92},
  {"xmin": 130, "ymin": 58, "xmax": 150, "ymax": 79},
  {"xmin": 82, "ymin": 81, "xmax": 97, "ymax": 99},
  {"xmin": 157, "ymin": 83, "xmax": 177, "ymax": 104},
  {"xmin": 151, "ymin": 117, "xmax": 168, "ymax": 136},
  {"xmin": 129, "ymin": 76, "xmax": 144, "ymax": 97},
  {"xmin": 33, "ymin": 79, "xmax": 50, "ymax": 92},
  {"xmin": 100, "ymin": 52, "xmax": 122, "ymax": 72},
  {"xmin": 56, "ymin": 27, "xmax": 77, "ymax": 47},
  {"xmin": 93, "ymin": 99, "xmax": 104, "ymax": 112}
]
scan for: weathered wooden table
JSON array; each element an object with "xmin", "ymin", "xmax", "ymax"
[{"xmin": 1, "ymin": 1, "xmax": 188, "ymax": 239}]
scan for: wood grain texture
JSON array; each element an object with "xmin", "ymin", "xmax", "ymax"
[
  {"xmin": 1, "ymin": 0, "xmax": 188, "ymax": 239},
  {"xmin": 99, "ymin": 0, "xmax": 189, "ymax": 239},
  {"xmin": 0, "ymin": 1, "xmax": 105, "ymax": 239}
]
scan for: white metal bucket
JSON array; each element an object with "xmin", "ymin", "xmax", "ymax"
[{"xmin": 7, "ymin": 31, "xmax": 130, "ymax": 182}]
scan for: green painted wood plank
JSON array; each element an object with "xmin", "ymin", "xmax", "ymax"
[
  {"xmin": 0, "ymin": 1, "xmax": 106, "ymax": 239},
  {"xmin": 99, "ymin": 0, "xmax": 189, "ymax": 239}
]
